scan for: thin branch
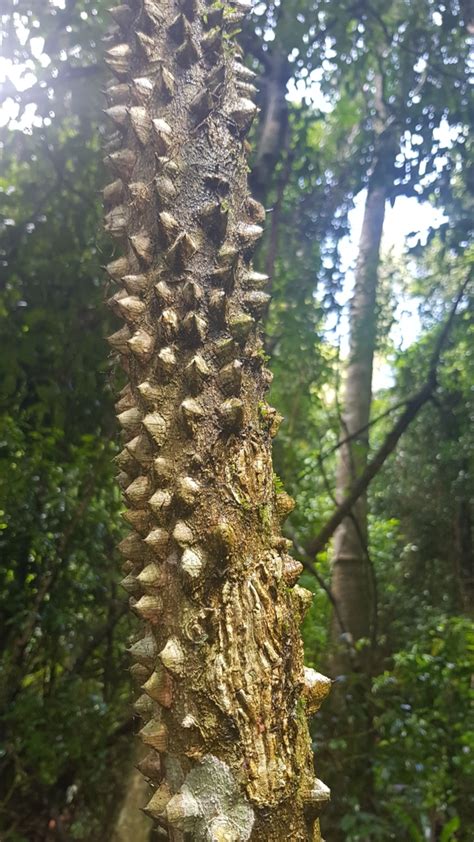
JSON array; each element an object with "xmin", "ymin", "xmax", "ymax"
[
  {"xmin": 2, "ymin": 180, "xmax": 61, "ymax": 262},
  {"xmin": 68, "ymin": 602, "xmax": 128, "ymax": 674},
  {"xmin": 307, "ymin": 275, "xmax": 471, "ymax": 558},
  {"xmin": 320, "ymin": 396, "xmax": 411, "ymax": 461},
  {"xmin": 364, "ymin": 0, "xmax": 468, "ymax": 84},
  {"xmin": 346, "ymin": 510, "xmax": 379, "ymax": 650},
  {"xmin": 285, "ymin": 526, "xmax": 347, "ymax": 635}
]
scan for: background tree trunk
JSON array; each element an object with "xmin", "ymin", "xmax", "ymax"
[
  {"xmin": 322, "ymin": 107, "xmax": 397, "ymax": 831},
  {"xmin": 330, "ymin": 177, "xmax": 387, "ymax": 666},
  {"xmin": 103, "ymin": 1, "xmax": 330, "ymax": 839},
  {"xmin": 110, "ymin": 746, "xmax": 153, "ymax": 842},
  {"xmin": 455, "ymin": 476, "xmax": 474, "ymax": 613},
  {"xmin": 329, "ymin": 65, "xmax": 396, "ymax": 667},
  {"xmin": 250, "ymin": 52, "xmax": 290, "ymax": 204}
]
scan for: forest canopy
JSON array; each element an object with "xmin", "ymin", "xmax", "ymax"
[{"xmin": 0, "ymin": 1, "xmax": 473, "ymax": 840}]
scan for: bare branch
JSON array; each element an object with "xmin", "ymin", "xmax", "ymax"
[
  {"xmin": 285, "ymin": 526, "xmax": 347, "ymax": 635},
  {"xmin": 307, "ymin": 275, "xmax": 471, "ymax": 558},
  {"xmin": 320, "ymin": 396, "xmax": 411, "ymax": 461}
]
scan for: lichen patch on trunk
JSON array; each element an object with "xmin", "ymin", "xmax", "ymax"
[{"xmin": 103, "ymin": 1, "xmax": 330, "ymax": 838}]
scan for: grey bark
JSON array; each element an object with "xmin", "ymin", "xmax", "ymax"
[
  {"xmin": 330, "ymin": 179, "xmax": 387, "ymax": 655},
  {"xmin": 250, "ymin": 53, "xmax": 290, "ymax": 203}
]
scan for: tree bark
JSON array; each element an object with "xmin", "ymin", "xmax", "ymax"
[
  {"xmin": 249, "ymin": 52, "xmax": 290, "ymax": 203},
  {"xmin": 329, "ymin": 63, "xmax": 395, "ymax": 664},
  {"xmin": 103, "ymin": 2, "xmax": 330, "ymax": 839},
  {"xmin": 330, "ymin": 177, "xmax": 387, "ymax": 657},
  {"xmin": 322, "ymin": 160, "xmax": 390, "ymax": 836}
]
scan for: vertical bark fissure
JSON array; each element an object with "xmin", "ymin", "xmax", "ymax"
[{"xmin": 103, "ymin": 2, "xmax": 330, "ymax": 839}]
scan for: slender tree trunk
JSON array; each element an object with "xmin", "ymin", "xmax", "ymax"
[
  {"xmin": 329, "ymin": 65, "xmax": 396, "ymax": 666},
  {"xmin": 454, "ymin": 482, "xmax": 474, "ymax": 614},
  {"xmin": 330, "ymin": 177, "xmax": 387, "ymax": 664},
  {"xmin": 103, "ymin": 2, "xmax": 330, "ymax": 839},
  {"xmin": 250, "ymin": 52, "xmax": 290, "ymax": 203},
  {"xmin": 323, "ymin": 148, "xmax": 392, "ymax": 839},
  {"xmin": 111, "ymin": 747, "xmax": 153, "ymax": 842}
]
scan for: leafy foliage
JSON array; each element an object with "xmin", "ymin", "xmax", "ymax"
[
  {"xmin": 0, "ymin": 3, "xmax": 136, "ymax": 839},
  {"xmin": 0, "ymin": 0, "xmax": 472, "ymax": 839}
]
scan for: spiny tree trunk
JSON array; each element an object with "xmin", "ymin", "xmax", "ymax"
[
  {"xmin": 330, "ymin": 176, "xmax": 387, "ymax": 666},
  {"xmin": 103, "ymin": 2, "xmax": 330, "ymax": 839}
]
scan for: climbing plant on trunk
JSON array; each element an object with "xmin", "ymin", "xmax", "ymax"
[{"xmin": 103, "ymin": 1, "xmax": 331, "ymax": 839}]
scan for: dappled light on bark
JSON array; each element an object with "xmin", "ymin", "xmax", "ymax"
[{"xmin": 103, "ymin": 1, "xmax": 330, "ymax": 838}]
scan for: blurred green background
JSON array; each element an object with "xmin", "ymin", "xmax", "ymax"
[{"xmin": 0, "ymin": 1, "xmax": 472, "ymax": 839}]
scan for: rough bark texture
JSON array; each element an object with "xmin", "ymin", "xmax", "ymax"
[
  {"xmin": 330, "ymin": 179, "xmax": 387, "ymax": 659},
  {"xmin": 103, "ymin": 2, "xmax": 330, "ymax": 839}
]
